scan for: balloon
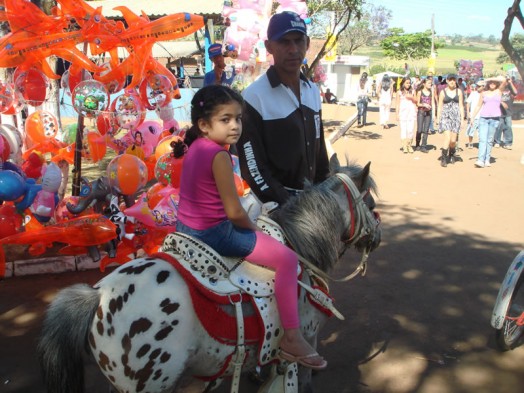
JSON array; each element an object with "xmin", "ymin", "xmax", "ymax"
[
  {"xmin": 138, "ymin": 73, "xmax": 174, "ymax": 110},
  {"xmin": 30, "ymin": 163, "xmax": 61, "ymax": 221},
  {"xmin": 0, "ymin": 82, "xmax": 14, "ymax": 113},
  {"xmin": 106, "ymin": 154, "xmax": 148, "ymax": 195},
  {"xmin": 121, "ymin": 120, "xmax": 162, "ymax": 158},
  {"xmin": 0, "ymin": 124, "xmax": 23, "ymax": 164},
  {"xmin": 62, "ymin": 123, "xmax": 78, "ymax": 145},
  {"xmin": 0, "ymin": 203, "xmax": 23, "ymax": 239},
  {"xmin": 25, "ymin": 110, "xmax": 59, "ymax": 144},
  {"xmin": 86, "ymin": 132, "xmax": 107, "ymax": 163},
  {"xmin": 0, "ymin": 135, "xmax": 10, "ymax": 162},
  {"xmin": 61, "ymin": 67, "xmax": 93, "ymax": 95},
  {"xmin": 110, "ymin": 90, "xmax": 145, "ymax": 130},
  {"xmin": 1, "ymin": 83, "xmax": 24, "ymax": 115},
  {"xmin": 54, "ymin": 195, "xmax": 95, "ymax": 222},
  {"xmin": 155, "ymin": 151, "xmax": 184, "ymax": 189},
  {"xmin": 154, "ymin": 134, "xmax": 184, "ymax": 160},
  {"xmin": 72, "ymin": 80, "xmax": 109, "ymax": 118},
  {"xmin": 146, "ymin": 182, "xmax": 171, "ymax": 208},
  {"xmin": 14, "ymin": 68, "xmax": 49, "ymax": 107},
  {"xmin": 96, "ymin": 112, "xmax": 115, "ymax": 136}
]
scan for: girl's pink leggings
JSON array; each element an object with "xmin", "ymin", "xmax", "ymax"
[{"xmin": 246, "ymin": 231, "xmax": 299, "ymax": 329}]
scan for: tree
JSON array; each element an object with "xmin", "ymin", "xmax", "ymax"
[
  {"xmin": 337, "ymin": 4, "xmax": 392, "ymax": 54},
  {"xmin": 380, "ymin": 28, "xmax": 440, "ymax": 75},
  {"xmin": 303, "ymin": 0, "xmax": 365, "ymax": 78},
  {"xmin": 497, "ymin": 33, "xmax": 524, "ymax": 63},
  {"xmin": 501, "ymin": 0, "xmax": 524, "ymax": 79}
]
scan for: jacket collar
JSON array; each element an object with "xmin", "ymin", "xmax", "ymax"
[{"xmin": 267, "ymin": 66, "xmax": 311, "ymax": 89}]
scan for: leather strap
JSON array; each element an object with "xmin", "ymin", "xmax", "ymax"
[{"xmin": 230, "ymin": 295, "xmax": 246, "ymax": 393}]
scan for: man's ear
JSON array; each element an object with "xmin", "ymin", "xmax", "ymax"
[{"xmin": 264, "ymin": 40, "xmax": 273, "ymax": 55}]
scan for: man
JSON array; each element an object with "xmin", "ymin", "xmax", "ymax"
[
  {"xmin": 324, "ymin": 88, "xmax": 337, "ymax": 104},
  {"xmin": 236, "ymin": 11, "xmax": 330, "ymax": 205},
  {"xmin": 494, "ymin": 76, "xmax": 517, "ymax": 149},
  {"xmin": 203, "ymin": 43, "xmax": 236, "ymax": 87},
  {"xmin": 465, "ymin": 80, "xmax": 484, "ymax": 148}
]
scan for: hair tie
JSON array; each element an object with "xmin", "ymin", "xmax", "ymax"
[{"xmin": 199, "ymin": 101, "xmax": 204, "ymax": 107}]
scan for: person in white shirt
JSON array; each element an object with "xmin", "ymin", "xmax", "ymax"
[{"xmin": 465, "ymin": 81, "xmax": 484, "ymax": 149}]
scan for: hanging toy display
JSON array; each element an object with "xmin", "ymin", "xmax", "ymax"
[{"xmin": 72, "ymin": 80, "xmax": 109, "ymax": 118}]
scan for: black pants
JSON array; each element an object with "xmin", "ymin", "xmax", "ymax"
[
  {"xmin": 416, "ymin": 110, "xmax": 431, "ymax": 146},
  {"xmin": 357, "ymin": 97, "xmax": 368, "ymax": 125}
]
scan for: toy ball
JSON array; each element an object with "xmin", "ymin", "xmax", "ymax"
[
  {"xmin": 110, "ymin": 90, "xmax": 145, "ymax": 130},
  {"xmin": 0, "ymin": 82, "xmax": 14, "ymax": 113},
  {"xmin": 155, "ymin": 152, "xmax": 184, "ymax": 189},
  {"xmin": 25, "ymin": 110, "xmax": 59, "ymax": 144},
  {"xmin": 106, "ymin": 154, "xmax": 148, "ymax": 195},
  {"xmin": 0, "ymin": 203, "xmax": 23, "ymax": 239},
  {"xmin": 139, "ymin": 74, "xmax": 174, "ymax": 110},
  {"xmin": 61, "ymin": 67, "xmax": 93, "ymax": 96},
  {"xmin": 13, "ymin": 68, "xmax": 49, "ymax": 107},
  {"xmin": 155, "ymin": 134, "xmax": 183, "ymax": 160},
  {"xmin": 54, "ymin": 195, "xmax": 95, "ymax": 221},
  {"xmin": 0, "ymin": 124, "xmax": 23, "ymax": 164},
  {"xmin": 0, "ymin": 170, "xmax": 27, "ymax": 201},
  {"xmin": 0, "ymin": 134, "xmax": 10, "ymax": 162},
  {"xmin": 72, "ymin": 80, "xmax": 109, "ymax": 118}
]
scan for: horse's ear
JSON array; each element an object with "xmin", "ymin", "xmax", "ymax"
[
  {"xmin": 357, "ymin": 162, "xmax": 371, "ymax": 186},
  {"xmin": 329, "ymin": 153, "xmax": 341, "ymax": 173}
]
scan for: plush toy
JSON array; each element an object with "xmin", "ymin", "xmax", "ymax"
[
  {"xmin": 30, "ymin": 163, "xmax": 61, "ymax": 222},
  {"xmin": 22, "ymin": 151, "xmax": 46, "ymax": 180}
]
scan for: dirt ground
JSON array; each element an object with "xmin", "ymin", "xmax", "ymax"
[{"xmin": 1, "ymin": 103, "xmax": 524, "ymax": 393}]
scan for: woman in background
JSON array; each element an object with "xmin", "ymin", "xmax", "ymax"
[
  {"xmin": 415, "ymin": 77, "xmax": 435, "ymax": 153},
  {"xmin": 395, "ymin": 77, "xmax": 418, "ymax": 153},
  {"xmin": 377, "ymin": 74, "xmax": 393, "ymax": 129}
]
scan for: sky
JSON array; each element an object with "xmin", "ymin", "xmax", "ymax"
[{"xmin": 372, "ymin": 0, "xmax": 517, "ymax": 38}]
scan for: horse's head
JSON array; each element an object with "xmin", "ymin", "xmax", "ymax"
[{"xmin": 330, "ymin": 155, "xmax": 381, "ymax": 255}]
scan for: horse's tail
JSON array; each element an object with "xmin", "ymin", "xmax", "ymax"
[{"xmin": 37, "ymin": 283, "xmax": 100, "ymax": 393}]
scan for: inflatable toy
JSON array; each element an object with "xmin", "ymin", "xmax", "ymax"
[
  {"xmin": 30, "ymin": 163, "xmax": 62, "ymax": 222},
  {"xmin": 86, "ymin": 132, "xmax": 107, "ymax": 163},
  {"xmin": 0, "ymin": 202, "xmax": 23, "ymax": 239},
  {"xmin": 54, "ymin": 195, "xmax": 95, "ymax": 222},
  {"xmin": 0, "ymin": 82, "xmax": 14, "ymax": 113},
  {"xmin": 106, "ymin": 154, "xmax": 148, "ymax": 196},
  {"xmin": 0, "ymin": 124, "xmax": 23, "ymax": 164},
  {"xmin": 14, "ymin": 68, "xmax": 49, "ymax": 107},
  {"xmin": 25, "ymin": 110, "xmax": 59, "ymax": 144},
  {"xmin": 110, "ymin": 90, "xmax": 145, "ymax": 130},
  {"xmin": 72, "ymin": 79, "xmax": 109, "ymax": 118}
]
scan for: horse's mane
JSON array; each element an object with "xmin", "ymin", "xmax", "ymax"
[{"xmin": 271, "ymin": 161, "xmax": 377, "ymax": 272}]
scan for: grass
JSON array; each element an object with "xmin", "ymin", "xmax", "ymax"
[{"xmin": 354, "ymin": 43, "xmax": 504, "ymax": 77}]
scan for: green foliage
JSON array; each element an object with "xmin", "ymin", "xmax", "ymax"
[
  {"xmin": 498, "ymin": 33, "xmax": 524, "ymax": 64},
  {"xmin": 380, "ymin": 29, "xmax": 437, "ymax": 62}
]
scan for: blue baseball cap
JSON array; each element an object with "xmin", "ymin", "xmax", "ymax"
[
  {"xmin": 208, "ymin": 43, "xmax": 223, "ymax": 59},
  {"xmin": 267, "ymin": 11, "xmax": 307, "ymax": 41}
]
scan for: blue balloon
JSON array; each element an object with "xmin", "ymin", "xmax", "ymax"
[{"xmin": 0, "ymin": 170, "xmax": 27, "ymax": 201}]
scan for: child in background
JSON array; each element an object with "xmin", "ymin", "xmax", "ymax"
[{"xmin": 176, "ymin": 85, "xmax": 327, "ymax": 370}]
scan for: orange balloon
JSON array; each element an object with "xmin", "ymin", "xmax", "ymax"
[
  {"xmin": 25, "ymin": 110, "xmax": 59, "ymax": 144},
  {"xmin": 86, "ymin": 132, "xmax": 107, "ymax": 163},
  {"xmin": 144, "ymin": 155, "xmax": 157, "ymax": 181},
  {"xmin": 146, "ymin": 182, "xmax": 167, "ymax": 208},
  {"xmin": 106, "ymin": 154, "xmax": 148, "ymax": 195},
  {"xmin": 154, "ymin": 135, "xmax": 183, "ymax": 160}
]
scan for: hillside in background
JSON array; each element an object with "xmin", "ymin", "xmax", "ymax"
[{"xmin": 355, "ymin": 42, "xmax": 503, "ymax": 77}]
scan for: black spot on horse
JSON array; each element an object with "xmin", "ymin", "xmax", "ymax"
[
  {"xmin": 136, "ymin": 344, "xmax": 151, "ymax": 358},
  {"xmin": 122, "ymin": 334, "xmax": 131, "ymax": 354},
  {"xmin": 109, "ymin": 298, "xmax": 117, "ymax": 314},
  {"xmin": 149, "ymin": 348, "xmax": 161, "ymax": 360},
  {"xmin": 128, "ymin": 284, "xmax": 135, "ymax": 294},
  {"xmin": 160, "ymin": 352, "xmax": 171, "ymax": 363},
  {"xmin": 96, "ymin": 321, "xmax": 104, "ymax": 335},
  {"xmin": 159, "ymin": 298, "xmax": 180, "ymax": 315},
  {"xmin": 153, "ymin": 368, "xmax": 163, "ymax": 381},
  {"xmin": 157, "ymin": 270, "xmax": 170, "ymax": 283},
  {"xmin": 120, "ymin": 261, "xmax": 156, "ymax": 275},
  {"xmin": 154, "ymin": 325, "xmax": 173, "ymax": 341},
  {"xmin": 88, "ymin": 332, "xmax": 96, "ymax": 349},
  {"xmin": 129, "ymin": 318, "xmax": 153, "ymax": 338}
]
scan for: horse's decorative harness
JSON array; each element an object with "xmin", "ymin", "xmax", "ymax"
[{"xmin": 158, "ymin": 173, "xmax": 378, "ymax": 393}]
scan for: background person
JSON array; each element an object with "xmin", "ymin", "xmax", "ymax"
[
  {"xmin": 236, "ymin": 11, "xmax": 330, "ymax": 206},
  {"xmin": 356, "ymin": 73, "xmax": 371, "ymax": 127},
  {"xmin": 203, "ymin": 43, "xmax": 236, "ymax": 87},
  {"xmin": 465, "ymin": 81, "xmax": 484, "ymax": 149},
  {"xmin": 377, "ymin": 74, "xmax": 393, "ymax": 129},
  {"xmin": 436, "ymin": 74, "xmax": 465, "ymax": 167},
  {"xmin": 415, "ymin": 77, "xmax": 435, "ymax": 152},
  {"xmin": 395, "ymin": 76, "xmax": 418, "ymax": 153},
  {"xmin": 493, "ymin": 76, "xmax": 517, "ymax": 149}
]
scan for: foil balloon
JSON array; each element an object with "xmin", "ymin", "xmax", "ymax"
[
  {"xmin": 0, "ymin": 82, "xmax": 14, "ymax": 113},
  {"xmin": 110, "ymin": 90, "xmax": 145, "ymax": 130},
  {"xmin": 13, "ymin": 68, "xmax": 49, "ymax": 107},
  {"xmin": 106, "ymin": 153, "xmax": 148, "ymax": 195},
  {"xmin": 24, "ymin": 110, "xmax": 59, "ymax": 144},
  {"xmin": 72, "ymin": 80, "xmax": 109, "ymax": 118}
]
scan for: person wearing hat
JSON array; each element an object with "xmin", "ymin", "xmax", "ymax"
[
  {"xmin": 470, "ymin": 76, "xmax": 507, "ymax": 167},
  {"xmin": 237, "ymin": 11, "xmax": 329, "ymax": 205},
  {"xmin": 236, "ymin": 11, "xmax": 329, "ymax": 370},
  {"xmin": 203, "ymin": 43, "xmax": 236, "ymax": 87}
]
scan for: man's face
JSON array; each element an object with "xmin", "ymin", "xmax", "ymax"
[
  {"xmin": 265, "ymin": 32, "xmax": 309, "ymax": 73},
  {"xmin": 212, "ymin": 55, "xmax": 226, "ymax": 69}
]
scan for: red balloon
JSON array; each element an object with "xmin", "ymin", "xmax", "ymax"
[
  {"xmin": 154, "ymin": 152, "xmax": 184, "ymax": 189},
  {"xmin": 14, "ymin": 68, "xmax": 49, "ymax": 107},
  {"xmin": 0, "ymin": 135, "xmax": 10, "ymax": 162}
]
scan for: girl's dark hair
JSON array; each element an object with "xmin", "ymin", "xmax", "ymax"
[
  {"xmin": 184, "ymin": 85, "xmax": 244, "ymax": 147},
  {"xmin": 400, "ymin": 76, "xmax": 412, "ymax": 93},
  {"xmin": 381, "ymin": 74, "xmax": 391, "ymax": 91}
]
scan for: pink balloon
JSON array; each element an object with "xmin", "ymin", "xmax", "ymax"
[{"xmin": 121, "ymin": 120, "xmax": 163, "ymax": 158}]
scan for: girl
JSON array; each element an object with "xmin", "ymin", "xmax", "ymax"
[
  {"xmin": 377, "ymin": 74, "xmax": 393, "ymax": 129},
  {"xmin": 415, "ymin": 78, "xmax": 435, "ymax": 153},
  {"xmin": 176, "ymin": 85, "xmax": 327, "ymax": 370},
  {"xmin": 436, "ymin": 74, "xmax": 464, "ymax": 167},
  {"xmin": 395, "ymin": 77, "xmax": 418, "ymax": 153},
  {"xmin": 470, "ymin": 76, "xmax": 506, "ymax": 168}
]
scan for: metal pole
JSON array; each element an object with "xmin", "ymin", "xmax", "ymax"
[{"xmin": 71, "ymin": 43, "xmax": 87, "ymax": 196}]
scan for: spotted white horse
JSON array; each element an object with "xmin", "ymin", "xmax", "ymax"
[{"xmin": 38, "ymin": 160, "xmax": 381, "ymax": 393}]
